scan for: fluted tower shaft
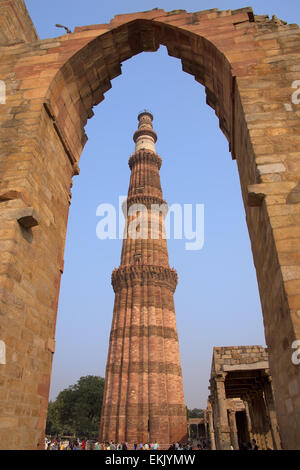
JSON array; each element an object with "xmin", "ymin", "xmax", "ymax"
[{"xmin": 99, "ymin": 112, "xmax": 187, "ymax": 447}]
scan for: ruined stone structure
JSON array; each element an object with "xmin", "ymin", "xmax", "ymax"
[
  {"xmin": 1, "ymin": 0, "xmax": 300, "ymax": 449},
  {"xmin": 209, "ymin": 346, "xmax": 281, "ymax": 450},
  {"xmin": 99, "ymin": 112, "xmax": 187, "ymax": 446}
]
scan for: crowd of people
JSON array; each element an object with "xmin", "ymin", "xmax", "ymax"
[
  {"xmin": 45, "ymin": 436, "xmax": 266, "ymax": 451},
  {"xmin": 44, "ymin": 438, "xmax": 205, "ymax": 451},
  {"xmin": 45, "ymin": 438, "xmax": 89, "ymax": 450}
]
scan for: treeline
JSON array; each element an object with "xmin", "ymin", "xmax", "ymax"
[
  {"xmin": 46, "ymin": 375, "xmax": 105, "ymax": 438},
  {"xmin": 187, "ymin": 408, "xmax": 204, "ymax": 419}
]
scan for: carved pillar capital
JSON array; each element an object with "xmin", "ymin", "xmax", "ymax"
[
  {"xmin": 215, "ymin": 372, "xmax": 227, "ymax": 383},
  {"xmin": 263, "ymin": 369, "xmax": 272, "ymax": 383}
]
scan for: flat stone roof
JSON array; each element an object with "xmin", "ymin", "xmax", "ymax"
[{"xmin": 212, "ymin": 345, "xmax": 268, "ymax": 374}]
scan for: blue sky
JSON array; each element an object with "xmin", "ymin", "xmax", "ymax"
[{"xmin": 25, "ymin": 1, "xmax": 300, "ymax": 408}]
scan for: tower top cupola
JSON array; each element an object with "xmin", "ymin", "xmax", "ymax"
[{"xmin": 133, "ymin": 110, "xmax": 157, "ymax": 153}]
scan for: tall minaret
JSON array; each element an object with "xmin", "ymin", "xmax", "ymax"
[{"xmin": 99, "ymin": 112, "xmax": 187, "ymax": 447}]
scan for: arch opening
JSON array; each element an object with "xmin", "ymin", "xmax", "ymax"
[{"xmin": 48, "ymin": 44, "xmax": 265, "ymax": 442}]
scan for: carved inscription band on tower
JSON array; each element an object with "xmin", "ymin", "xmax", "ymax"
[{"xmin": 99, "ymin": 112, "xmax": 187, "ymax": 446}]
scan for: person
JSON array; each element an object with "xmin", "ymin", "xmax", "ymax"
[
  {"xmin": 153, "ymin": 441, "xmax": 159, "ymax": 450},
  {"xmin": 122, "ymin": 442, "xmax": 128, "ymax": 450},
  {"xmin": 144, "ymin": 442, "xmax": 149, "ymax": 450},
  {"xmin": 168, "ymin": 443, "xmax": 175, "ymax": 450},
  {"xmin": 134, "ymin": 443, "xmax": 138, "ymax": 450},
  {"xmin": 252, "ymin": 439, "xmax": 259, "ymax": 450},
  {"xmin": 81, "ymin": 439, "xmax": 86, "ymax": 451},
  {"xmin": 139, "ymin": 442, "xmax": 143, "ymax": 450},
  {"xmin": 110, "ymin": 440, "xmax": 116, "ymax": 450}
]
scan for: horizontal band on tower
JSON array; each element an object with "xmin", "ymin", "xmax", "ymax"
[
  {"xmin": 101, "ymin": 403, "xmax": 187, "ymax": 417},
  {"xmin": 133, "ymin": 128, "xmax": 157, "ymax": 144},
  {"xmin": 106, "ymin": 360, "xmax": 182, "ymax": 376},
  {"xmin": 125, "ymin": 195, "xmax": 168, "ymax": 212},
  {"xmin": 112, "ymin": 265, "xmax": 178, "ymax": 293},
  {"xmin": 110, "ymin": 325, "xmax": 178, "ymax": 341},
  {"xmin": 129, "ymin": 150, "xmax": 162, "ymax": 170},
  {"xmin": 114, "ymin": 292, "xmax": 175, "ymax": 309}
]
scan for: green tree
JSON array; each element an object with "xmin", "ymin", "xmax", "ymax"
[
  {"xmin": 46, "ymin": 375, "xmax": 105, "ymax": 438},
  {"xmin": 46, "ymin": 400, "xmax": 60, "ymax": 435}
]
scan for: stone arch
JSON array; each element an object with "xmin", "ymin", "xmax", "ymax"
[
  {"xmin": 0, "ymin": 1, "xmax": 300, "ymax": 449},
  {"xmin": 43, "ymin": 18, "xmax": 234, "ymax": 164}
]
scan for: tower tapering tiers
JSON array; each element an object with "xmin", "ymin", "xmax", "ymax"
[{"xmin": 100, "ymin": 112, "xmax": 187, "ymax": 447}]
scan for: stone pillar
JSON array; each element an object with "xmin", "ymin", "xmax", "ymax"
[
  {"xmin": 247, "ymin": 388, "xmax": 271, "ymax": 450},
  {"xmin": 203, "ymin": 412, "xmax": 208, "ymax": 444},
  {"xmin": 214, "ymin": 373, "xmax": 231, "ymax": 449},
  {"xmin": 243, "ymin": 399, "xmax": 254, "ymax": 443},
  {"xmin": 228, "ymin": 409, "xmax": 239, "ymax": 450},
  {"xmin": 256, "ymin": 388, "xmax": 272, "ymax": 450},
  {"xmin": 263, "ymin": 373, "xmax": 281, "ymax": 450},
  {"xmin": 248, "ymin": 391, "xmax": 263, "ymax": 449},
  {"xmin": 207, "ymin": 400, "xmax": 216, "ymax": 450}
]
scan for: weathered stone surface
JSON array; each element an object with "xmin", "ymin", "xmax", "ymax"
[
  {"xmin": 0, "ymin": 0, "xmax": 38, "ymax": 45},
  {"xmin": 257, "ymin": 163, "xmax": 286, "ymax": 175}
]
